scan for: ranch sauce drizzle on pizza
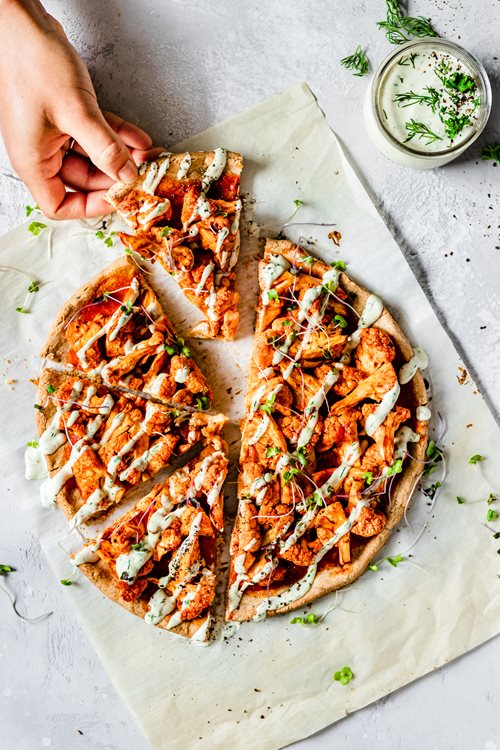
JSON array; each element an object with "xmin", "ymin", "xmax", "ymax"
[
  {"xmin": 398, "ymin": 347, "xmax": 429, "ymax": 384},
  {"xmin": 176, "ymin": 153, "xmax": 192, "ymax": 180}
]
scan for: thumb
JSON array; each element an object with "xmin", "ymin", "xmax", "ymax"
[{"xmin": 68, "ymin": 106, "xmax": 138, "ymax": 184}]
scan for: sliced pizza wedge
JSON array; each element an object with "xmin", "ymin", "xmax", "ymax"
[
  {"xmin": 41, "ymin": 256, "xmax": 212, "ymax": 409},
  {"xmin": 227, "ymin": 239, "xmax": 429, "ymax": 622},
  {"xmin": 36, "ymin": 369, "xmax": 227, "ymax": 528},
  {"xmin": 104, "ymin": 150, "xmax": 243, "ymax": 340},
  {"xmin": 71, "ymin": 441, "xmax": 228, "ymax": 640}
]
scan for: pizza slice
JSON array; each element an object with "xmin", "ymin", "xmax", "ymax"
[
  {"xmin": 41, "ymin": 256, "xmax": 212, "ymax": 410},
  {"xmin": 36, "ymin": 368, "xmax": 227, "ymax": 528},
  {"xmin": 71, "ymin": 441, "xmax": 228, "ymax": 640},
  {"xmin": 227, "ymin": 239, "xmax": 429, "ymax": 622},
  {"xmin": 104, "ymin": 150, "xmax": 243, "ymax": 340}
]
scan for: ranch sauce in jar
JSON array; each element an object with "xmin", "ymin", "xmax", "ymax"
[{"xmin": 364, "ymin": 39, "xmax": 491, "ymax": 168}]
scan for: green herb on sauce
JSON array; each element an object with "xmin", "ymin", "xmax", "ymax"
[{"xmin": 404, "ymin": 120, "xmax": 442, "ymax": 145}]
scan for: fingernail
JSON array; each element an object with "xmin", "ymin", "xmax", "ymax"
[{"xmin": 117, "ymin": 160, "xmax": 138, "ymax": 183}]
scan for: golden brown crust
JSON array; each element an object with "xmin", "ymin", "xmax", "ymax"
[{"xmin": 228, "ymin": 239, "xmax": 428, "ymax": 621}]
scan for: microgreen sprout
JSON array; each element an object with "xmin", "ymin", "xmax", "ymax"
[
  {"xmin": 196, "ymin": 395, "xmax": 210, "ymax": 411},
  {"xmin": 334, "ymin": 314, "xmax": 347, "ymax": 329},
  {"xmin": 0, "ymin": 564, "xmax": 13, "ymax": 574},
  {"xmin": 25, "ymin": 204, "xmax": 40, "ymax": 217},
  {"xmin": 456, "ymin": 496, "xmax": 465, "ymax": 504},
  {"xmin": 332, "ymin": 260, "xmax": 347, "ymax": 271},
  {"xmin": 266, "ymin": 446, "xmax": 281, "ymax": 458},
  {"xmin": 468, "ymin": 454, "xmax": 485, "ymax": 464},
  {"xmin": 362, "ymin": 471, "xmax": 374, "ymax": 486},
  {"xmin": 486, "ymin": 509, "xmax": 498, "ymax": 523},
  {"xmin": 60, "ymin": 579, "xmax": 73, "ymax": 586},
  {"xmin": 267, "ymin": 289, "xmax": 279, "ymax": 302},
  {"xmin": 386, "ymin": 554, "xmax": 404, "ymax": 567},
  {"xmin": 28, "ymin": 280, "xmax": 39, "ymax": 293},
  {"xmin": 28, "ymin": 221, "xmax": 48, "ymax": 237},
  {"xmin": 386, "ymin": 458, "xmax": 403, "ymax": 476},
  {"xmin": 26, "ymin": 440, "xmax": 39, "ymax": 448},
  {"xmin": 333, "ymin": 666, "xmax": 354, "ymax": 685},
  {"xmin": 293, "ymin": 199, "xmax": 303, "ymax": 208},
  {"xmin": 16, "ymin": 307, "xmax": 29, "ymax": 314},
  {"xmin": 46, "ymin": 384, "xmax": 56, "ymax": 394},
  {"xmin": 290, "ymin": 613, "xmax": 320, "ymax": 625},
  {"xmin": 259, "ymin": 392, "xmax": 277, "ymax": 416}
]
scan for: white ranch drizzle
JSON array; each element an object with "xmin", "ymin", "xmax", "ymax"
[
  {"xmin": 140, "ymin": 201, "xmax": 170, "ymax": 224},
  {"xmin": 297, "ymin": 369, "xmax": 339, "ymax": 449},
  {"xmin": 39, "ymin": 380, "xmax": 83, "ymax": 455},
  {"xmin": 228, "ymin": 557, "xmax": 278, "ymax": 613},
  {"xmin": 142, "ymin": 154, "xmax": 172, "ymax": 195},
  {"xmin": 192, "ymin": 614, "xmax": 211, "ymax": 642},
  {"xmin": 248, "ymin": 414, "xmax": 270, "ymax": 445},
  {"xmin": 416, "ymin": 405, "xmax": 431, "ymax": 421},
  {"xmin": 174, "ymin": 366, "xmax": 189, "ymax": 384},
  {"xmin": 231, "ymin": 199, "xmax": 242, "ymax": 235},
  {"xmin": 201, "ymin": 148, "xmax": 227, "ymax": 192},
  {"xmin": 192, "ymin": 451, "xmax": 225, "ymax": 507},
  {"xmin": 149, "ymin": 372, "xmax": 168, "ymax": 396},
  {"xmin": 39, "ymin": 438, "xmax": 89, "ymax": 508},
  {"xmin": 253, "ymin": 564, "xmax": 318, "ymax": 621},
  {"xmin": 24, "ymin": 446, "xmax": 48, "ymax": 481},
  {"xmin": 261, "ymin": 254, "xmax": 291, "ymax": 306},
  {"xmin": 195, "ymin": 263, "xmax": 214, "ymax": 296},
  {"xmin": 99, "ymin": 412, "xmax": 125, "ymax": 446},
  {"xmin": 341, "ymin": 293, "xmax": 383, "ymax": 363},
  {"xmin": 106, "ymin": 429, "xmax": 144, "ymax": 476},
  {"xmin": 215, "ymin": 227, "xmax": 229, "ymax": 258},
  {"xmin": 70, "ymin": 488, "xmax": 106, "ymax": 529},
  {"xmin": 71, "ymin": 541, "xmax": 101, "ymax": 566},
  {"xmin": 76, "ymin": 278, "xmax": 140, "ymax": 365},
  {"xmin": 398, "ymin": 347, "xmax": 429, "ymax": 385},
  {"xmin": 176, "ymin": 152, "xmax": 192, "ymax": 180},
  {"xmin": 119, "ymin": 443, "xmax": 162, "ymax": 482},
  {"xmin": 365, "ymin": 382, "xmax": 401, "ymax": 437},
  {"xmin": 258, "ymin": 367, "xmax": 274, "ymax": 380}
]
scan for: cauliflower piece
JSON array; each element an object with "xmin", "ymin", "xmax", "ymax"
[{"xmin": 355, "ymin": 328, "xmax": 395, "ymax": 374}]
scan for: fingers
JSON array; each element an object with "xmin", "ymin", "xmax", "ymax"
[
  {"xmin": 59, "ymin": 147, "xmax": 166, "ymax": 192},
  {"xmin": 28, "ymin": 171, "xmax": 111, "ymax": 220},
  {"xmin": 103, "ymin": 111, "xmax": 153, "ymax": 150},
  {"xmin": 67, "ymin": 106, "xmax": 139, "ymax": 184}
]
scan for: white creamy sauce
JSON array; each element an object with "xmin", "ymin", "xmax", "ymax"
[
  {"xmin": 70, "ymin": 488, "xmax": 105, "ymax": 529},
  {"xmin": 297, "ymin": 369, "xmax": 339, "ymax": 449},
  {"xmin": 140, "ymin": 201, "xmax": 170, "ymax": 225},
  {"xmin": 365, "ymin": 382, "xmax": 401, "ymax": 436},
  {"xmin": 258, "ymin": 367, "xmax": 274, "ymax": 380},
  {"xmin": 394, "ymin": 426, "xmax": 421, "ymax": 460},
  {"xmin": 144, "ymin": 589, "xmax": 177, "ymax": 626},
  {"xmin": 201, "ymin": 148, "xmax": 227, "ymax": 192},
  {"xmin": 416, "ymin": 405, "xmax": 431, "ymax": 421},
  {"xmin": 174, "ymin": 366, "xmax": 190, "ymax": 384},
  {"xmin": 399, "ymin": 347, "xmax": 429, "ymax": 384},
  {"xmin": 215, "ymin": 227, "xmax": 229, "ymax": 259},
  {"xmin": 108, "ymin": 278, "xmax": 140, "ymax": 342},
  {"xmin": 24, "ymin": 446, "xmax": 48, "ymax": 480},
  {"xmin": 99, "ymin": 412, "xmax": 125, "ymax": 446},
  {"xmin": 119, "ymin": 443, "xmax": 161, "ymax": 482},
  {"xmin": 192, "ymin": 614, "xmax": 211, "ymax": 642},
  {"xmin": 320, "ymin": 441, "xmax": 361, "ymax": 498},
  {"xmin": 176, "ymin": 152, "xmax": 192, "ymax": 180},
  {"xmin": 149, "ymin": 372, "xmax": 168, "ymax": 396},
  {"xmin": 39, "ymin": 417, "xmax": 66, "ymax": 455},
  {"xmin": 107, "ymin": 429, "xmax": 144, "ymax": 476},
  {"xmin": 195, "ymin": 263, "xmax": 214, "ymax": 296},
  {"xmin": 261, "ymin": 254, "xmax": 291, "ymax": 295},
  {"xmin": 253, "ymin": 564, "xmax": 317, "ymax": 621},
  {"xmin": 231, "ymin": 199, "xmax": 242, "ymax": 235},
  {"xmin": 358, "ymin": 294, "xmax": 383, "ymax": 328},
  {"xmin": 248, "ymin": 414, "xmax": 270, "ymax": 445},
  {"xmin": 71, "ymin": 541, "xmax": 101, "ymax": 566},
  {"xmin": 379, "ymin": 49, "xmax": 480, "ymax": 153},
  {"xmin": 39, "ymin": 438, "xmax": 89, "ymax": 508},
  {"xmin": 142, "ymin": 155, "xmax": 171, "ymax": 194}
]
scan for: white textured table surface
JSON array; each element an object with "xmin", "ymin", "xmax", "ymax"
[{"xmin": 1, "ymin": 2, "xmax": 499, "ymax": 749}]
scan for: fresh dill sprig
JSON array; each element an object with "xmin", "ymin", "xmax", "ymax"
[
  {"xmin": 481, "ymin": 143, "xmax": 500, "ymax": 163},
  {"xmin": 340, "ymin": 45, "xmax": 370, "ymax": 77},
  {"xmin": 378, "ymin": 0, "xmax": 438, "ymax": 45},
  {"xmin": 398, "ymin": 52, "xmax": 418, "ymax": 67},
  {"xmin": 394, "ymin": 87, "xmax": 440, "ymax": 112},
  {"xmin": 404, "ymin": 119, "xmax": 442, "ymax": 145}
]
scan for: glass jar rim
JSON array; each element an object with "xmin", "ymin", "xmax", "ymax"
[{"xmin": 370, "ymin": 38, "xmax": 492, "ymax": 159}]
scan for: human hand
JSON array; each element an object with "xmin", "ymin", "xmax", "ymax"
[{"xmin": 0, "ymin": 0, "xmax": 159, "ymax": 219}]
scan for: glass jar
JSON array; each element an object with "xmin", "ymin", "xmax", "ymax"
[{"xmin": 363, "ymin": 38, "xmax": 492, "ymax": 169}]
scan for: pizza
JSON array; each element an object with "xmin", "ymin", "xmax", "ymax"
[
  {"xmin": 41, "ymin": 256, "xmax": 212, "ymax": 409},
  {"xmin": 104, "ymin": 149, "xmax": 243, "ymax": 341},
  {"xmin": 36, "ymin": 368, "xmax": 227, "ymax": 529},
  {"xmin": 71, "ymin": 441, "xmax": 228, "ymax": 640},
  {"xmin": 226, "ymin": 239, "xmax": 429, "ymax": 622}
]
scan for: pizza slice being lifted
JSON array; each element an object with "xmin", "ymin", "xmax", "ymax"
[
  {"xmin": 36, "ymin": 368, "xmax": 227, "ymax": 528},
  {"xmin": 71, "ymin": 441, "xmax": 228, "ymax": 641},
  {"xmin": 41, "ymin": 256, "xmax": 212, "ymax": 410},
  {"xmin": 104, "ymin": 149, "xmax": 243, "ymax": 340},
  {"xmin": 227, "ymin": 239, "xmax": 429, "ymax": 622}
]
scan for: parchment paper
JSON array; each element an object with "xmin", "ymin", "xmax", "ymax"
[{"xmin": 1, "ymin": 83, "xmax": 499, "ymax": 750}]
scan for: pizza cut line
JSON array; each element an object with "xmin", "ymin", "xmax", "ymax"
[
  {"xmin": 41, "ymin": 256, "xmax": 212, "ymax": 410},
  {"xmin": 71, "ymin": 442, "xmax": 228, "ymax": 640},
  {"xmin": 104, "ymin": 149, "xmax": 243, "ymax": 341},
  {"xmin": 226, "ymin": 239, "xmax": 429, "ymax": 622},
  {"xmin": 36, "ymin": 368, "xmax": 227, "ymax": 529}
]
